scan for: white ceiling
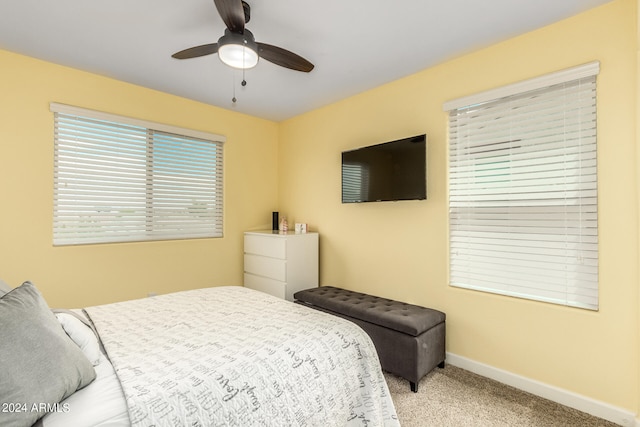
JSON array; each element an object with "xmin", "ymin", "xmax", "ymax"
[{"xmin": 0, "ymin": 0, "xmax": 613, "ymax": 122}]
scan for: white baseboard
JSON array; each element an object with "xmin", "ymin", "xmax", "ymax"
[{"xmin": 445, "ymin": 352, "xmax": 637, "ymax": 427}]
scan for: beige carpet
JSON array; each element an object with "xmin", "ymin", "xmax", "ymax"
[{"xmin": 384, "ymin": 365, "xmax": 619, "ymax": 427}]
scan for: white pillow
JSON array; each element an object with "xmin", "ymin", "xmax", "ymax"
[{"xmin": 55, "ymin": 312, "xmax": 102, "ymax": 366}]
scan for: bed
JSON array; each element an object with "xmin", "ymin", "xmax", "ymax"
[{"xmin": 0, "ymin": 281, "xmax": 399, "ymax": 427}]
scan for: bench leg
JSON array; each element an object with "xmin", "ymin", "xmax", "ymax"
[{"xmin": 409, "ymin": 362, "xmax": 444, "ymax": 392}]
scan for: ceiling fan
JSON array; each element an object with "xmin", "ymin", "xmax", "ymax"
[{"xmin": 172, "ymin": 0, "xmax": 314, "ymax": 72}]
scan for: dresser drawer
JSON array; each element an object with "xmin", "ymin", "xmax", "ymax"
[
  {"xmin": 244, "ymin": 234, "xmax": 286, "ymax": 259},
  {"xmin": 244, "ymin": 274, "xmax": 286, "ymax": 299},
  {"xmin": 244, "ymin": 254, "xmax": 287, "ymax": 281}
]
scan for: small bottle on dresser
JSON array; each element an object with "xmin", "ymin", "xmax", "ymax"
[{"xmin": 279, "ymin": 216, "xmax": 288, "ymax": 233}]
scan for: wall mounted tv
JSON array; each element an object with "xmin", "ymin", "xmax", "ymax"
[{"xmin": 342, "ymin": 134, "xmax": 426, "ymax": 203}]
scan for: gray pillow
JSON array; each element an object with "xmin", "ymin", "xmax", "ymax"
[
  {"xmin": 0, "ymin": 279, "xmax": 12, "ymax": 296},
  {"xmin": 0, "ymin": 282, "xmax": 96, "ymax": 427}
]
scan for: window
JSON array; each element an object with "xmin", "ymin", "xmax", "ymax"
[
  {"xmin": 444, "ymin": 62, "xmax": 599, "ymax": 310},
  {"xmin": 51, "ymin": 103, "xmax": 225, "ymax": 246}
]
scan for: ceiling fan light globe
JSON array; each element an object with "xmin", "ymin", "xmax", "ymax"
[
  {"xmin": 218, "ymin": 44, "xmax": 259, "ymax": 69},
  {"xmin": 218, "ymin": 29, "xmax": 259, "ymax": 69}
]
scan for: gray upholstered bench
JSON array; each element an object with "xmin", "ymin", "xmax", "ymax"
[{"xmin": 294, "ymin": 286, "xmax": 445, "ymax": 392}]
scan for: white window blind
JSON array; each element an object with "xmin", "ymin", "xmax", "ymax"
[
  {"xmin": 445, "ymin": 63, "xmax": 599, "ymax": 310},
  {"xmin": 51, "ymin": 103, "xmax": 225, "ymax": 246}
]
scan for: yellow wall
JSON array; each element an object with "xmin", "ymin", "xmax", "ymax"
[
  {"xmin": 280, "ymin": 0, "xmax": 638, "ymax": 413},
  {"xmin": 0, "ymin": 50, "xmax": 279, "ymax": 308},
  {"xmin": 636, "ymin": 0, "xmax": 640, "ymax": 419}
]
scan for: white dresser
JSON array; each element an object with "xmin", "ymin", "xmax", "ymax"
[{"xmin": 243, "ymin": 230, "xmax": 318, "ymax": 301}]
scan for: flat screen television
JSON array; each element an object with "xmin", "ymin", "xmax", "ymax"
[{"xmin": 342, "ymin": 134, "xmax": 426, "ymax": 203}]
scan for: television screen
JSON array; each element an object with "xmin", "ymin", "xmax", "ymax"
[{"xmin": 342, "ymin": 134, "xmax": 426, "ymax": 203}]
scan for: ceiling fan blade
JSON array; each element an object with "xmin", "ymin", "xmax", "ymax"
[
  {"xmin": 172, "ymin": 43, "xmax": 219, "ymax": 59},
  {"xmin": 213, "ymin": 0, "xmax": 245, "ymax": 33},
  {"xmin": 257, "ymin": 43, "xmax": 314, "ymax": 72}
]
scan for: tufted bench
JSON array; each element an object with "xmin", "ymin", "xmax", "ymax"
[{"xmin": 294, "ymin": 286, "xmax": 445, "ymax": 392}]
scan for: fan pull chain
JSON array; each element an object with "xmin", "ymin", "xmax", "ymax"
[
  {"xmin": 231, "ymin": 75, "xmax": 248, "ymax": 104},
  {"xmin": 232, "ymin": 53, "xmax": 248, "ymax": 104},
  {"xmin": 242, "ymin": 47, "xmax": 248, "ymax": 87},
  {"xmin": 232, "ymin": 71, "xmax": 237, "ymax": 103}
]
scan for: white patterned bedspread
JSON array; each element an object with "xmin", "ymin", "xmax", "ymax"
[{"xmin": 84, "ymin": 286, "xmax": 400, "ymax": 427}]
